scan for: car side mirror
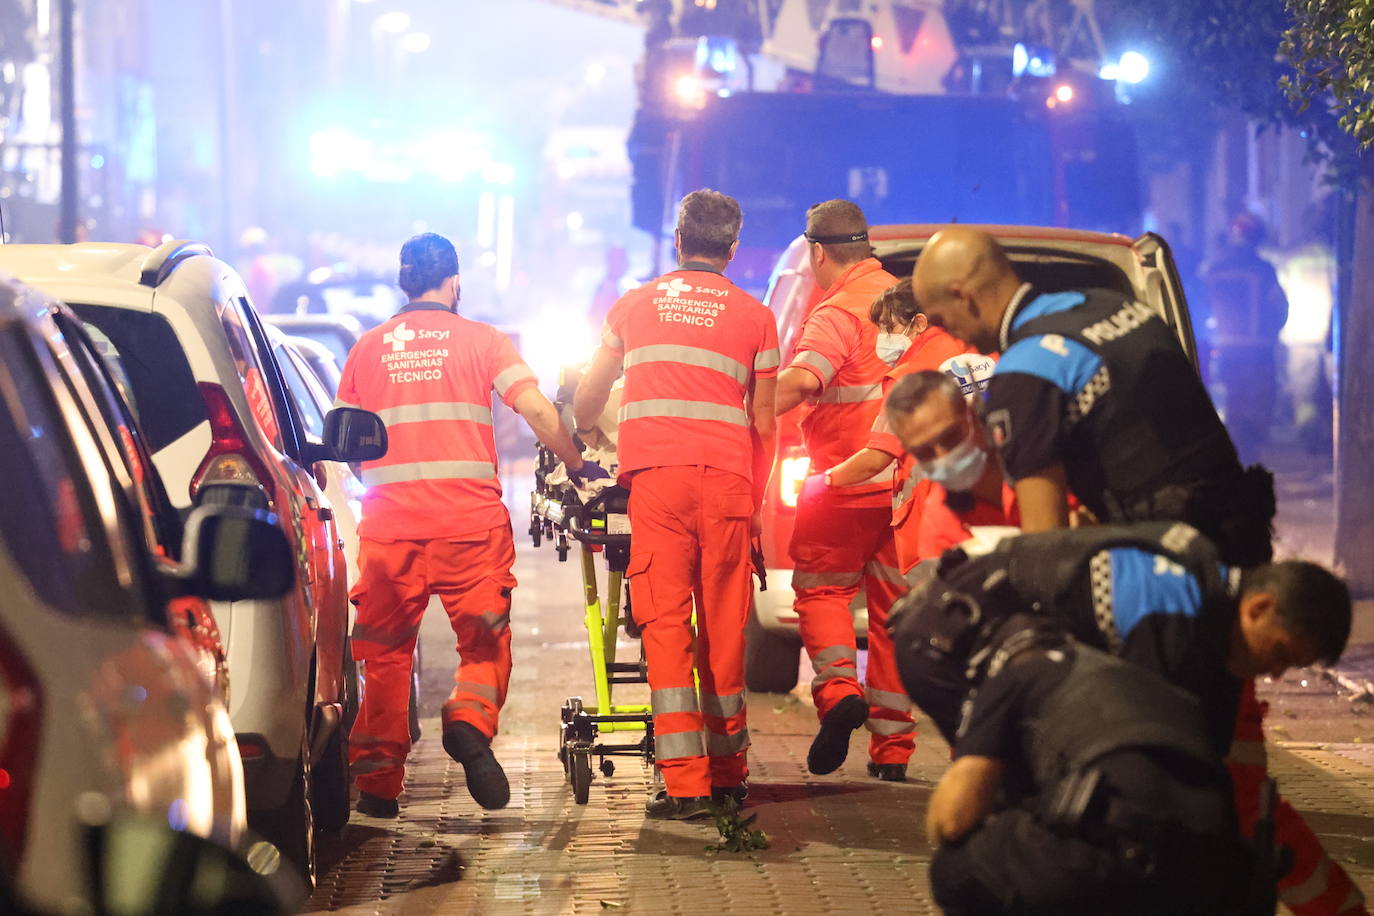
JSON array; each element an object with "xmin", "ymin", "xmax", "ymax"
[
  {"xmin": 308, "ymin": 407, "xmax": 387, "ymax": 463},
  {"xmin": 173, "ymin": 505, "xmax": 295, "ymax": 601}
]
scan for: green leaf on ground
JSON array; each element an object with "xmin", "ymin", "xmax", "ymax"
[{"xmin": 704, "ymin": 801, "xmax": 770, "ymax": 854}]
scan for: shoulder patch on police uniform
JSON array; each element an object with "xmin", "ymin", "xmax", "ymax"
[{"xmin": 986, "ymin": 408, "xmax": 1012, "ymax": 449}]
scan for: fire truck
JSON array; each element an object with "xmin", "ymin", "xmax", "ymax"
[{"xmin": 545, "ymin": 0, "xmax": 1147, "ymax": 289}]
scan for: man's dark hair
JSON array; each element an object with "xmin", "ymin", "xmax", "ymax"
[
  {"xmin": 805, "ymin": 199, "xmax": 871, "ymax": 265},
  {"xmin": 1240, "ymin": 561, "xmax": 1352, "ymax": 664},
  {"xmin": 677, "ymin": 189, "xmax": 741, "ymax": 260},
  {"xmin": 398, "ymin": 232, "xmax": 460, "ymax": 299},
  {"xmin": 885, "ymin": 369, "xmax": 964, "ymax": 422},
  {"xmin": 870, "ymin": 277, "xmax": 920, "ymax": 330}
]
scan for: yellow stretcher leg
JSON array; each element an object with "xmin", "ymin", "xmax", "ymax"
[{"xmin": 579, "ymin": 545, "xmax": 649, "ymax": 732}]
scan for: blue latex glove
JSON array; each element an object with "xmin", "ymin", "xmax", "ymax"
[{"xmin": 569, "ymin": 460, "xmax": 611, "ymax": 485}]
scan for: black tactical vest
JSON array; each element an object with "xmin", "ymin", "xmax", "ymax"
[
  {"xmin": 1026, "ymin": 643, "xmax": 1219, "ymax": 791},
  {"xmin": 1007, "ymin": 289, "xmax": 1249, "ymax": 550}
]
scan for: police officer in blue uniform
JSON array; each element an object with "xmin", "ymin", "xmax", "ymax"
[
  {"xmin": 890, "ymin": 521, "xmax": 1351, "ymax": 754},
  {"xmin": 911, "ymin": 227, "xmax": 1274, "ymax": 566}
]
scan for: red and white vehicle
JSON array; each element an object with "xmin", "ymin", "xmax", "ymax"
[
  {"xmin": 0, "ymin": 275, "xmax": 299, "ymax": 912},
  {"xmin": 745, "ymin": 224, "xmax": 1198, "ymax": 692}
]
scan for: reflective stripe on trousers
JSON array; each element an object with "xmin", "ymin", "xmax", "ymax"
[
  {"xmin": 349, "ymin": 526, "xmax": 516, "ymax": 799},
  {"xmin": 1228, "ymin": 679, "xmax": 1365, "ymax": 915},
  {"xmin": 629, "ymin": 466, "xmax": 753, "ymax": 796}
]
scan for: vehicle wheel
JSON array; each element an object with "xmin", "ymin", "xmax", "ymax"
[
  {"xmin": 312, "ymin": 647, "xmax": 354, "ymax": 833},
  {"xmin": 408, "ymin": 641, "xmax": 422, "ymax": 744},
  {"xmin": 570, "ymin": 750, "xmax": 592, "ymax": 805},
  {"xmin": 745, "ymin": 603, "xmax": 802, "ymax": 693},
  {"xmin": 252, "ymin": 738, "xmax": 315, "ymax": 887}
]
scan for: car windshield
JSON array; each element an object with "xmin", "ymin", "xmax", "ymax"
[
  {"xmin": 0, "ymin": 328, "xmax": 129, "ymax": 619},
  {"xmin": 70, "ymin": 304, "xmax": 207, "ymax": 453}
]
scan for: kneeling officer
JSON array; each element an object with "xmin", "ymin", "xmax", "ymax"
[{"xmin": 927, "ymin": 634, "xmax": 1254, "ymax": 914}]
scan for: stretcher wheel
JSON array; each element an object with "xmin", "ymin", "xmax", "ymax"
[
  {"xmin": 600, "ymin": 759, "xmax": 615, "ymax": 778},
  {"xmin": 570, "ymin": 749, "xmax": 593, "ymax": 804}
]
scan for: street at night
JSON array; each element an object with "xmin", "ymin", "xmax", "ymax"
[{"xmin": 4, "ymin": 0, "xmax": 1374, "ymax": 913}]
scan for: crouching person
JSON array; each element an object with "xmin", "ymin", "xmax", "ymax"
[{"xmin": 926, "ymin": 630, "xmax": 1255, "ymax": 915}]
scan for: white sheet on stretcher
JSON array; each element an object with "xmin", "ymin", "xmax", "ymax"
[{"xmin": 546, "ymin": 380, "xmax": 624, "ymax": 510}]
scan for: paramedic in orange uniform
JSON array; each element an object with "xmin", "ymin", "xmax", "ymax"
[
  {"xmin": 574, "ymin": 190, "xmax": 779, "ymax": 821},
  {"xmin": 339, "ymin": 232, "xmax": 602, "ymax": 818},
  {"xmin": 812, "ymin": 278, "xmax": 972, "ymax": 780},
  {"xmin": 773, "ymin": 200, "xmax": 914, "ymax": 779}
]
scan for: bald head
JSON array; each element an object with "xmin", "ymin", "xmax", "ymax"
[{"xmin": 911, "ymin": 228, "xmax": 1022, "ymax": 353}]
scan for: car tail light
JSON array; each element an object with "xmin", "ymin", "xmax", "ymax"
[
  {"xmin": 778, "ymin": 450, "xmax": 810, "ymax": 508},
  {"xmin": 236, "ymin": 736, "xmax": 267, "ymax": 760},
  {"xmin": 190, "ymin": 382, "xmax": 277, "ymax": 504},
  {"xmin": 0, "ymin": 627, "xmax": 43, "ymax": 863}
]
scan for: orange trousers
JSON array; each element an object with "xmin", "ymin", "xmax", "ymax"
[
  {"xmin": 348, "ymin": 524, "xmax": 516, "ymax": 800},
  {"xmin": 1229, "ymin": 680, "xmax": 1367, "ymax": 915},
  {"xmin": 790, "ymin": 492, "xmax": 915, "ymax": 765},
  {"xmin": 627, "ymin": 466, "xmax": 753, "ymax": 798}
]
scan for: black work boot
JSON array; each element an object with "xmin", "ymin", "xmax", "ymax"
[
  {"xmin": 644, "ymin": 790, "xmax": 713, "ymax": 821},
  {"xmin": 356, "ymin": 790, "xmax": 399, "ymax": 819},
  {"xmin": 867, "ymin": 761, "xmax": 908, "ymax": 782},
  {"xmin": 442, "ymin": 721, "xmax": 511, "ymax": 810},
  {"xmin": 807, "ymin": 694, "xmax": 868, "ymax": 775}
]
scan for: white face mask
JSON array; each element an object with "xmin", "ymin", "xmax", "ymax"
[
  {"xmin": 875, "ymin": 332, "xmax": 912, "ymax": 366},
  {"xmin": 919, "ymin": 433, "xmax": 989, "ymax": 493}
]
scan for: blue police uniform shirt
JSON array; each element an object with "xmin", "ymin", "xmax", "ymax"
[
  {"xmin": 1088, "ymin": 545, "xmax": 1240, "ymax": 754},
  {"xmin": 985, "ymin": 289, "xmax": 1103, "ymax": 483}
]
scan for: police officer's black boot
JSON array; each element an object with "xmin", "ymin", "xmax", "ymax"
[
  {"xmin": 442, "ymin": 721, "xmax": 511, "ymax": 810},
  {"xmin": 807, "ymin": 694, "xmax": 868, "ymax": 775}
]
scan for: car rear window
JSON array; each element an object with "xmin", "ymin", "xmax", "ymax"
[
  {"xmin": 70, "ymin": 304, "xmax": 207, "ymax": 452},
  {"xmin": 0, "ymin": 329, "xmax": 132, "ymax": 620},
  {"xmin": 879, "ymin": 249, "xmax": 1135, "ymax": 299}
]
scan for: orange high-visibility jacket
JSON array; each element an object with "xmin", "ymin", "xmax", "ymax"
[
  {"xmin": 788, "ymin": 258, "xmax": 897, "ymax": 503},
  {"xmin": 601, "ymin": 265, "xmax": 779, "ymax": 487},
  {"xmin": 337, "ymin": 302, "xmax": 537, "ymax": 540}
]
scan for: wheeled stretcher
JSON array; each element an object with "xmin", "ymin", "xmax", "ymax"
[{"xmin": 529, "ymin": 432, "xmax": 655, "ymax": 805}]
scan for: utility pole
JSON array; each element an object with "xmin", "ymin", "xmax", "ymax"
[{"xmin": 58, "ymin": 0, "xmax": 77, "ymax": 243}]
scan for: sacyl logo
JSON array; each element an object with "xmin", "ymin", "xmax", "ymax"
[
  {"xmin": 383, "ymin": 321, "xmax": 416, "ymax": 352},
  {"xmin": 657, "ymin": 277, "xmax": 693, "ymax": 297}
]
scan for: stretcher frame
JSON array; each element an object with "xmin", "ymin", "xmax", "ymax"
[{"xmin": 529, "ymin": 443, "xmax": 655, "ymax": 805}]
